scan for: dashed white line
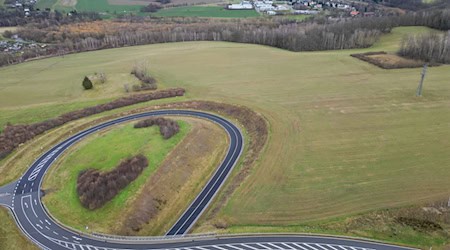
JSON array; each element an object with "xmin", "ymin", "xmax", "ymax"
[
  {"xmin": 53, "ymin": 231, "xmax": 59, "ymax": 235},
  {"xmin": 45, "ymin": 219, "xmax": 51, "ymax": 225},
  {"xmin": 45, "ymin": 226, "xmax": 50, "ymax": 230},
  {"xmin": 36, "ymin": 224, "xmax": 43, "ymax": 230}
]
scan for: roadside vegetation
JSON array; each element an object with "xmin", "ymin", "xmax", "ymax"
[
  {"xmin": 0, "ymin": 208, "xmax": 38, "ymax": 250},
  {"xmin": 42, "ymin": 121, "xmax": 190, "ymax": 233},
  {"xmin": 0, "ymin": 88, "xmax": 184, "ymax": 160}
]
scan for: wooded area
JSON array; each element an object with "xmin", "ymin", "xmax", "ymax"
[{"xmin": 399, "ymin": 32, "xmax": 450, "ymax": 63}]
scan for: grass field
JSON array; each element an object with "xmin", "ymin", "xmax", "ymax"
[
  {"xmin": 50, "ymin": 0, "xmax": 141, "ymax": 12},
  {"xmin": 0, "ymin": 208, "xmax": 38, "ymax": 250},
  {"xmin": 42, "ymin": 121, "xmax": 190, "ymax": 233},
  {"xmin": 36, "ymin": 0, "xmax": 58, "ymax": 9},
  {"xmin": 153, "ymin": 6, "xmax": 260, "ymax": 18},
  {"xmin": 1, "ymin": 26, "xmax": 450, "ymax": 247}
]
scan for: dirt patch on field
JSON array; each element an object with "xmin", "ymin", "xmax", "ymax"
[
  {"xmin": 116, "ymin": 118, "xmax": 228, "ymax": 235},
  {"xmin": 351, "ymin": 51, "xmax": 439, "ymax": 69}
]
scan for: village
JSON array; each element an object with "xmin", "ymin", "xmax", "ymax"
[{"xmin": 228, "ymin": 0, "xmax": 363, "ymax": 16}]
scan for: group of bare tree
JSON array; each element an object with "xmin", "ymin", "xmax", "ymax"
[
  {"xmin": 0, "ymin": 88, "xmax": 185, "ymax": 160},
  {"xmin": 399, "ymin": 31, "xmax": 450, "ymax": 64},
  {"xmin": 1, "ymin": 8, "xmax": 449, "ymax": 67},
  {"xmin": 77, "ymin": 154, "xmax": 148, "ymax": 210},
  {"xmin": 134, "ymin": 117, "xmax": 180, "ymax": 139},
  {"xmin": 131, "ymin": 61, "xmax": 157, "ymax": 91}
]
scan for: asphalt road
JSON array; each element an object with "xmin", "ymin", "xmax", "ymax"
[{"xmin": 0, "ymin": 110, "xmax": 415, "ymax": 250}]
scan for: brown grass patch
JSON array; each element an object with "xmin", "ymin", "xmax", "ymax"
[
  {"xmin": 117, "ymin": 117, "xmax": 228, "ymax": 235},
  {"xmin": 351, "ymin": 51, "xmax": 439, "ymax": 69}
]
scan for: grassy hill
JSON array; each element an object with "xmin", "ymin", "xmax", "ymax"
[{"xmin": 0, "ymin": 26, "xmax": 449, "ymax": 247}]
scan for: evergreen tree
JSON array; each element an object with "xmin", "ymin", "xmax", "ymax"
[{"xmin": 82, "ymin": 76, "xmax": 93, "ymax": 90}]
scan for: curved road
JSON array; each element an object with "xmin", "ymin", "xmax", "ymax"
[{"xmin": 0, "ymin": 110, "xmax": 413, "ymax": 250}]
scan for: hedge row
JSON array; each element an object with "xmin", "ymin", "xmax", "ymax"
[
  {"xmin": 77, "ymin": 154, "xmax": 148, "ymax": 210},
  {"xmin": 134, "ymin": 117, "xmax": 179, "ymax": 139},
  {"xmin": 0, "ymin": 88, "xmax": 185, "ymax": 160}
]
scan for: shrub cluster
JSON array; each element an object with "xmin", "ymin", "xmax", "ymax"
[
  {"xmin": 0, "ymin": 88, "xmax": 185, "ymax": 160},
  {"xmin": 134, "ymin": 117, "xmax": 179, "ymax": 139},
  {"xmin": 131, "ymin": 63, "xmax": 157, "ymax": 91},
  {"xmin": 77, "ymin": 154, "xmax": 148, "ymax": 210}
]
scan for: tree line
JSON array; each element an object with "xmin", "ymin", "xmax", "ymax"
[
  {"xmin": 0, "ymin": 8, "xmax": 100, "ymax": 27},
  {"xmin": 1, "ymin": 9, "xmax": 449, "ymax": 67},
  {"xmin": 398, "ymin": 31, "xmax": 450, "ymax": 64},
  {"xmin": 0, "ymin": 88, "xmax": 185, "ymax": 160}
]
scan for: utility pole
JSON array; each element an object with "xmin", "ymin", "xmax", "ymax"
[{"xmin": 416, "ymin": 63, "xmax": 428, "ymax": 97}]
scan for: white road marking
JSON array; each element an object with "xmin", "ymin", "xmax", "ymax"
[
  {"xmin": 314, "ymin": 244, "xmax": 330, "ymax": 250},
  {"xmin": 241, "ymin": 244, "xmax": 259, "ymax": 250},
  {"xmin": 31, "ymin": 182, "xmax": 34, "ymax": 187},
  {"xmin": 256, "ymin": 243, "xmax": 271, "ymax": 249},
  {"xmin": 62, "ymin": 236, "xmax": 69, "ymax": 240},
  {"xmin": 45, "ymin": 219, "xmax": 51, "ymax": 225},
  {"xmin": 292, "ymin": 243, "xmax": 311, "ymax": 250},
  {"xmin": 36, "ymin": 224, "xmax": 43, "ymax": 230},
  {"xmin": 226, "ymin": 244, "xmax": 246, "ymax": 250},
  {"xmin": 325, "ymin": 245, "xmax": 340, "ymax": 250},
  {"xmin": 34, "ymin": 199, "xmax": 37, "ymax": 205},
  {"xmin": 24, "ymin": 202, "xmax": 28, "ymax": 209},
  {"xmin": 39, "ymin": 220, "xmax": 43, "ymax": 224},
  {"xmin": 45, "ymin": 226, "xmax": 50, "ymax": 230},
  {"xmin": 280, "ymin": 243, "xmax": 296, "ymax": 250},
  {"xmin": 53, "ymin": 231, "xmax": 59, "ymax": 235},
  {"xmin": 72, "ymin": 236, "xmax": 83, "ymax": 241},
  {"xmin": 304, "ymin": 243, "xmax": 320, "ymax": 250},
  {"xmin": 267, "ymin": 243, "xmax": 285, "ymax": 249}
]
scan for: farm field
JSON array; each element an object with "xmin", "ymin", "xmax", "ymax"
[
  {"xmin": 35, "ymin": 0, "xmax": 57, "ymax": 9},
  {"xmin": 0, "ymin": 26, "xmax": 449, "ymax": 247},
  {"xmin": 49, "ymin": 0, "xmax": 141, "ymax": 12},
  {"xmin": 42, "ymin": 121, "xmax": 190, "ymax": 233},
  {"xmin": 152, "ymin": 6, "xmax": 260, "ymax": 18}
]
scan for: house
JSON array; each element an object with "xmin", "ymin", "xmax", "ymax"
[
  {"xmin": 228, "ymin": 1, "xmax": 253, "ymax": 10},
  {"xmin": 350, "ymin": 10, "xmax": 359, "ymax": 16}
]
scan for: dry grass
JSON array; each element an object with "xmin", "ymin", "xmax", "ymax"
[
  {"xmin": 351, "ymin": 52, "xmax": 432, "ymax": 69},
  {"xmin": 118, "ymin": 117, "xmax": 228, "ymax": 235},
  {"xmin": 0, "ymin": 208, "xmax": 38, "ymax": 249}
]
